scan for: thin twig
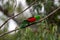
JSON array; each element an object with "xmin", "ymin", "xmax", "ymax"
[
  {"xmin": 0, "ymin": 0, "xmax": 37, "ymax": 29},
  {"xmin": 0, "ymin": 7, "xmax": 60, "ymax": 37},
  {"xmin": 0, "ymin": 1, "xmax": 57, "ymax": 28}
]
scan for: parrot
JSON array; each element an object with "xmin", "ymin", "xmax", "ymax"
[{"xmin": 20, "ymin": 15, "xmax": 40, "ymax": 29}]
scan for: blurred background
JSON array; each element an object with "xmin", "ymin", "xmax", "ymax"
[{"xmin": 0, "ymin": 0, "xmax": 60, "ymax": 40}]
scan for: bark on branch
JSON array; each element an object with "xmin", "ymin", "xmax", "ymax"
[{"xmin": 0, "ymin": 7, "xmax": 60, "ymax": 37}]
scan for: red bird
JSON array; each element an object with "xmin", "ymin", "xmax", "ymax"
[{"xmin": 27, "ymin": 17, "xmax": 36, "ymax": 22}]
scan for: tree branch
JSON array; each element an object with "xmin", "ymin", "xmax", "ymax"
[
  {"xmin": 0, "ymin": 7, "xmax": 60, "ymax": 37},
  {"xmin": 0, "ymin": 0, "xmax": 37, "ymax": 29},
  {"xmin": 0, "ymin": 0, "xmax": 57, "ymax": 29}
]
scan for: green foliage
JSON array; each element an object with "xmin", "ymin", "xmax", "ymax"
[
  {"xmin": 44, "ymin": 0, "xmax": 54, "ymax": 13},
  {"xmin": 26, "ymin": 0, "xmax": 45, "ymax": 5},
  {"xmin": 3, "ymin": 1, "xmax": 13, "ymax": 13},
  {"xmin": 26, "ymin": 0, "xmax": 36, "ymax": 5},
  {"xmin": 16, "ymin": 3, "xmax": 22, "ymax": 13},
  {"xmin": 0, "ymin": 0, "xmax": 60, "ymax": 40}
]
